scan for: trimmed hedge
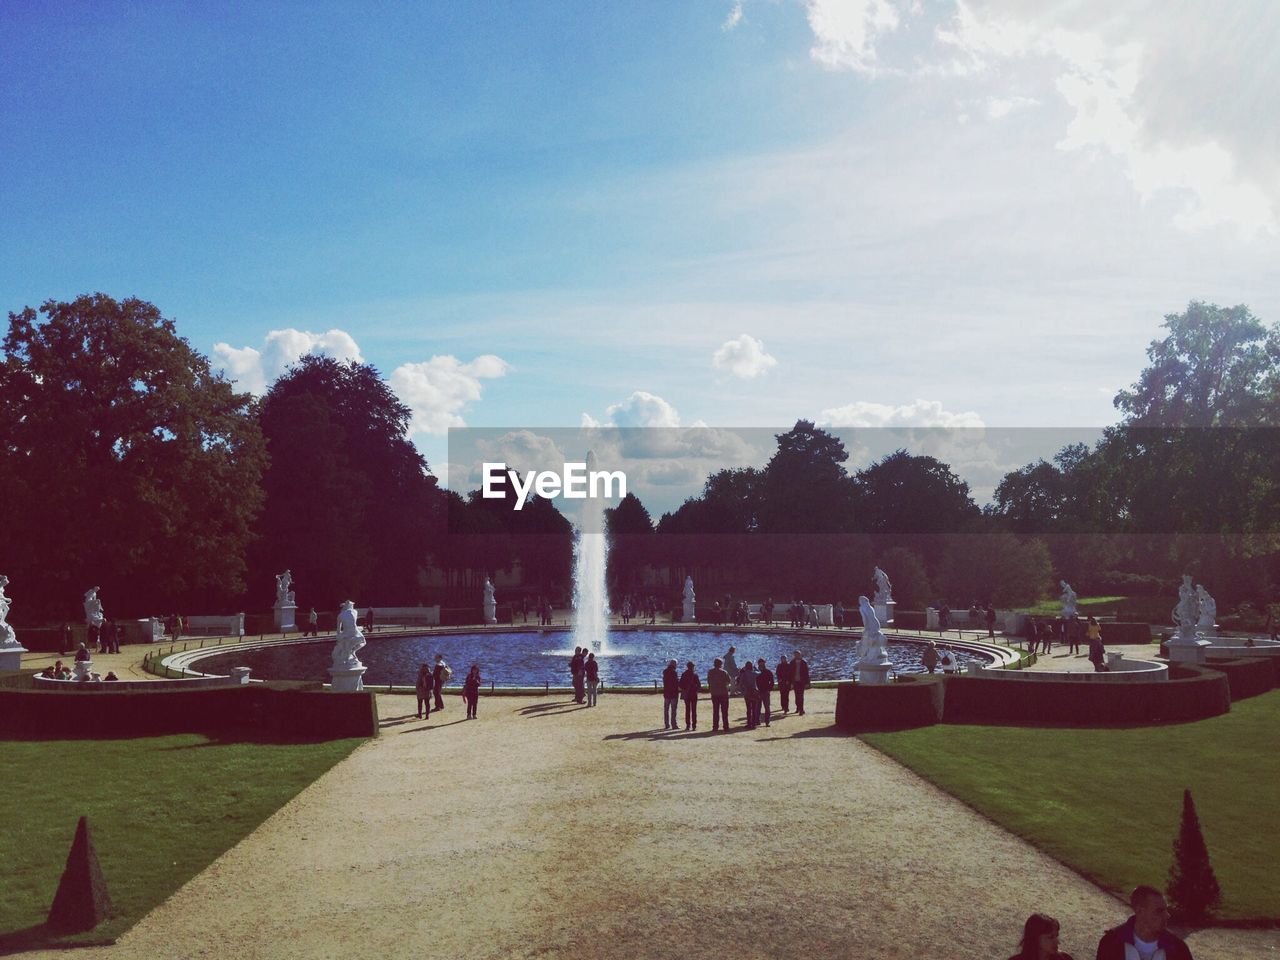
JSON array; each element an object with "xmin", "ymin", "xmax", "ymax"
[
  {"xmin": 892, "ymin": 610, "xmax": 928, "ymax": 630},
  {"xmin": 834, "ymin": 676, "xmax": 944, "ymax": 732},
  {"xmin": 1100, "ymin": 622, "xmax": 1152, "ymax": 645},
  {"xmin": 939, "ymin": 663, "xmax": 1229, "ymax": 726},
  {"xmin": 1204, "ymin": 656, "xmax": 1278, "ymax": 701},
  {"xmin": 0, "ymin": 678, "xmax": 378, "ymax": 740}
]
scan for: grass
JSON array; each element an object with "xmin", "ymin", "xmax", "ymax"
[
  {"xmin": 1018, "ymin": 595, "xmax": 1127, "ymax": 617},
  {"xmin": 861, "ymin": 690, "xmax": 1280, "ymax": 920},
  {"xmin": 0, "ymin": 734, "xmax": 365, "ymax": 950}
]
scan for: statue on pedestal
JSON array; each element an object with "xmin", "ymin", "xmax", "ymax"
[
  {"xmin": 682, "ymin": 576, "xmax": 696, "ymax": 623},
  {"xmin": 0, "ymin": 575, "xmax": 17, "ymax": 648},
  {"xmin": 331, "ymin": 601, "xmax": 366, "ymax": 669},
  {"xmin": 856, "ymin": 596, "xmax": 891, "ymax": 665},
  {"xmin": 1172, "ymin": 575, "xmax": 1199, "ymax": 633},
  {"xmin": 483, "ymin": 577, "xmax": 497, "ymax": 623},
  {"xmin": 1059, "ymin": 580, "xmax": 1078, "ymax": 618},
  {"xmin": 83, "ymin": 587, "xmax": 105, "ymax": 626},
  {"xmin": 873, "ymin": 567, "xmax": 893, "ymax": 605},
  {"xmin": 1195, "ymin": 584, "xmax": 1217, "ymax": 631},
  {"xmin": 274, "ymin": 570, "xmax": 295, "ymax": 606}
]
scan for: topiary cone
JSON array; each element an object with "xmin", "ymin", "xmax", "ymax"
[
  {"xmin": 1168, "ymin": 788, "xmax": 1222, "ymax": 922},
  {"xmin": 46, "ymin": 815, "xmax": 114, "ymax": 932}
]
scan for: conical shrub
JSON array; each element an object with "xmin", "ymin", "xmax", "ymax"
[{"xmin": 1167, "ymin": 788, "xmax": 1221, "ymax": 921}]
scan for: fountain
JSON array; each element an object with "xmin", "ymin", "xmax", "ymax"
[{"xmin": 571, "ymin": 451, "xmax": 611, "ymax": 655}]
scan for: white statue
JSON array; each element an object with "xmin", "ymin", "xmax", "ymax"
[
  {"xmin": 482, "ymin": 576, "xmax": 497, "ymax": 623},
  {"xmin": 331, "ymin": 600, "xmax": 366, "ymax": 669},
  {"xmin": 1195, "ymin": 584, "xmax": 1217, "ymax": 629},
  {"xmin": 1172, "ymin": 574, "xmax": 1199, "ymax": 630},
  {"xmin": 873, "ymin": 567, "xmax": 893, "ymax": 605},
  {"xmin": 1059, "ymin": 580, "xmax": 1078, "ymax": 618},
  {"xmin": 484, "ymin": 577, "xmax": 496, "ymax": 606},
  {"xmin": 0, "ymin": 575, "xmax": 17, "ymax": 648},
  {"xmin": 856, "ymin": 596, "xmax": 891, "ymax": 665},
  {"xmin": 683, "ymin": 576, "xmax": 695, "ymax": 602},
  {"xmin": 83, "ymin": 587, "xmax": 105, "ymax": 626},
  {"xmin": 275, "ymin": 570, "xmax": 295, "ymax": 606}
]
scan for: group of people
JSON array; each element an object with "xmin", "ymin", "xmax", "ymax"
[
  {"xmin": 518, "ymin": 596, "xmax": 558, "ymax": 626},
  {"xmin": 1027, "ymin": 615, "xmax": 1108, "ymax": 670},
  {"xmin": 39, "ymin": 652, "xmax": 119, "ymax": 682},
  {"xmin": 569, "ymin": 647, "xmax": 600, "ymax": 705},
  {"xmin": 1010, "ymin": 885, "xmax": 1194, "ymax": 960},
  {"xmin": 661, "ymin": 647, "xmax": 811, "ymax": 732},
  {"xmin": 919, "ymin": 640, "xmax": 960, "ymax": 674},
  {"xmin": 935, "ymin": 601, "xmax": 999, "ymax": 638},
  {"xmin": 414, "ymin": 654, "xmax": 483, "ymax": 720},
  {"xmin": 618, "ymin": 595, "xmax": 659, "ymax": 624}
]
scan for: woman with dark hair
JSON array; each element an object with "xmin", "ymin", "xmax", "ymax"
[
  {"xmin": 1009, "ymin": 913, "xmax": 1072, "ymax": 960},
  {"xmin": 414, "ymin": 663, "xmax": 434, "ymax": 719},
  {"xmin": 463, "ymin": 664, "xmax": 481, "ymax": 719}
]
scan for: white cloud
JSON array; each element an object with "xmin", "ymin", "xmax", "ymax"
[
  {"xmin": 389, "ymin": 354, "xmax": 510, "ymax": 436},
  {"xmin": 986, "ymin": 94, "xmax": 1038, "ymax": 119},
  {"xmin": 806, "ymin": 0, "xmax": 903, "ymax": 75},
  {"xmin": 723, "ymin": 1, "xmax": 743, "ymax": 31},
  {"xmin": 602, "ymin": 390, "xmax": 683, "ymax": 428},
  {"xmin": 712, "ymin": 334, "xmax": 778, "ymax": 378},
  {"xmin": 212, "ymin": 328, "xmax": 363, "ymax": 394},
  {"xmin": 819, "ymin": 398, "xmax": 985, "ymax": 428}
]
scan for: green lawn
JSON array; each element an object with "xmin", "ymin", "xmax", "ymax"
[
  {"xmin": 1018, "ymin": 595, "xmax": 1127, "ymax": 617},
  {"xmin": 861, "ymin": 691, "xmax": 1280, "ymax": 920},
  {"xmin": 0, "ymin": 734, "xmax": 365, "ymax": 949}
]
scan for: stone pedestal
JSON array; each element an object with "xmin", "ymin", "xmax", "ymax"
[
  {"xmin": 1167, "ymin": 627, "xmax": 1211, "ymax": 664},
  {"xmin": 1198, "ymin": 623, "xmax": 1219, "ymax": 639},
  {"xmin": 856, "ymin": 658, "xmax": 893, "ymax": 685},
  {"xmin": 329, "ymin": 663, "xmax": 367, "ymax": 692},
  {"xmin": 0, "ymin": 644, "xmax": 28, "ymax": 671},
  {"xmin": 73, "ymin": 659, "xmax": 93, "ymax": 680},
  {"xmin": 273, "ymin": 603, "xmax": 297, "ymax": 632},
  {"xmin": 682, "ymin": 599, "xmax": 696, "ymax": 623},
  {"xmin": 229, "ymin": 666, "xmax": 252, "ymax": 685},
  {"xmin": 483, "ymin": 599, "xmax": 497, "ymax": 624},
  {"xmin": 874, "ymin": 601, "xmax": 896, "ymax": 626}
]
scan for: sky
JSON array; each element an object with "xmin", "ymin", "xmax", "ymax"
[{"xmin": 2, "ymin": 1, "xmax": 1277, "ymax": 507}]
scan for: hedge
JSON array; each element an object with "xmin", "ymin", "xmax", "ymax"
[
  {"xmin": 1100, "ymin": 622, "xmax": 1152, "ymax": 645},
  {"xmin": 834, "ymin": 675, "xmax": 944, "ymax": 732},
  {"xmin": 1203, "ymin": 656, "xmax": 1277, "ymax": 701},
  {"xmin": 0, "ymin": 676, "xmax": 378, "ymax": 740}
]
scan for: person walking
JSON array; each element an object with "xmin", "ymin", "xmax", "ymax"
[
  {"xmin": 755, "ymin": 657, "xmax": 774, "ymax": 727},
  {"xmin": 776, "ymin": 653, "xmax": 792, "ymax": 713},
  {"xmin": 462, "ymin": 664, "xmax": 481, "ymax": 719},
  {"xmin": 791, "ymin": 650, "xmax": 810, "ymax": 716},
  {"xmin": 738, "ymin": 660, "xmax": 759, "ymax": 729},
  {"xmin": 679, "ymin": 661, "xmax": 701, "ymax": 730},
  {"xmin": 432, "ymin": 653, "xmax": 451, "ymax": 711},
  {"xmin": 585, "ymin": 652, "xmax": 600, "ymax": 706},
  {"xmin": 707, "ymin": 658, "xmax": 731, "ymax": 732},
  {"xmin": 415, "ymin": 663, "xmax": 434, "ymax": 719},
  {"xmin": 1095, "ymin": 886, "xmax": 1193, "ymax": 960},
  {"xmin": 1008, "ymin": 913, "xmax": 1073, "ymax": 960},
  {"xmin": 570, "ymin": 647, "xmax": 586, "ymax": 703},
  {"xmin": 662, "ymin": 659, "xmax": 680, "ymax": 729}
]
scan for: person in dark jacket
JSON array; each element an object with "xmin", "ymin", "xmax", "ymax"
[
  {"xmin": 755, "ymin": 658, "xmax": 775, "ymax": 727},
  {"xmin": 791, "ymin": 650, "xmax": 810, "ymax": 716},
  {"xmin": 1095, "ymin": 886, "xmax": 1193, "ymax": 960},
  {"xmin": 570, "ymin": 647, "xmax": 586, "ymax": 703},
  {"xmin": 1008, "ymin": 913, "xmax": 1072, "ymax": 960},
  {"xmin": 662, "ymin": 660, "xmax": 680, "ymax": 729},
  {"xmin": 776, "ymin": 654, "xmax": 792, "ymax": 712},
  {"xmin": 706, "ymin": 658, "xmax": 731, "ymax": 731},
  {"xmin": 584, "ymin": 652, "xmax": 600, "ymax": 707},
  {"xmin": 432, "ymin": 654, "xmax": 450, "ymax": 711},
  {"xmin": 463, "ymin": 664, "xmax": 481, "ymax": 719},
  {"xmin": 679, "ymin": 661, "xmax": 701, "ymax": 730},
  {"xmin": 414, "ymin": 662, "xmax": 434, "ymax": 719}
]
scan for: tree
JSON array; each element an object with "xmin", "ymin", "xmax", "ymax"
[
  {"xmin": 756, "ymin": 421, "xmax": 858, "ymax": 533},
  {"xmin": 0, "ymin": 294, "xmax": 266, "ymax": 618},
  {"xmin": 874, "ymin": 547, "xmax": 932, "ymax": 606},
  {"xmin": 606, "ymin": 492, "xmax": 654, "ymax": 595},
  {"xmin": 253, "ymin": 356, "xmax": 443, "ymax": 607},
  {"xmin": 855, "ymin": 450, "xmax": 980, "ymax": 534},
  {"xmin": 1168, "ymin": 788, "xmax": 1222, "ymax": 921},
  {"xmin": 933, "ymin": 534, "xmax": 1053, "ymax": 606}
]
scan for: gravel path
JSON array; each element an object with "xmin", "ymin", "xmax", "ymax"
[{"xmin": 27, "ymin": 689, "xmax": 1279, "ymax": 959}]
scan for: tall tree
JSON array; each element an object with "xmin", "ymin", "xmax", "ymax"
[
  {"xmin": 757, "ymin": 421, "xmax": 858, "ymax": 533},
  {"xmin": 0, "ymin": 294, "xmax": 266, "ymax": 618},
  {"xmin": 854, "ymin": 450, "xmax": 980, "ymax": 534}
]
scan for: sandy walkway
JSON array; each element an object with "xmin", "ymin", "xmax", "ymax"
[{"xmin": 28, "ymin": 689, "xmax": 1279, "ymax": 960}]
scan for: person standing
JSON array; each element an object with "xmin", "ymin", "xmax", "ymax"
[
  {"xmin": 707, "ymin": 658, "xmax": 731, "ymax": 732},
  {"xmin": 433, "ymin": 653, "xmax": 451, "ymax": 711},
  {"xmin": 662, "ymin": 659, "xmax": 680, "ymax": 729},
  {"xmin": 679, "ymin": 661, "xmax": 701, "ymax": 730},
  {"xmin": 776, "ymin": 653, "xmax": 792, "ymax": 713},
  {"xmin": 755, "ymin": 657, "xmax": 774, "ymax": 727},
  {"xmin": 985, "ymin": 604, "xmax": 997, "ymax": 639},
  {"xmin": 791, "ymin": 650, "xmax": 810, "ymax": 716},
  {"xmin": 1095, "ymin": 886, "xmax": 1192, "ymax": 960},
  {"xmin": 308, "ymin": 607, "xmax": 319, "ymax": 637},
  {"xmin": 738, "ymin": 660, "xmax": 759, "ymax": 729},
  {"xmin": 415, "ymin": 663, "xmax": 434, "ymax": 719},
  {"xmin": 1087, "ymin": 626, "xmax": 1107, "ymax": 672},
  {"xmin": 462, "ymin": 664, "xmax": 481, "ymax": 719},
  {"xmin": 585, "ymin": 652, "xmax": 600, "ymax": 707},
  {"xmin": 724, "ymin": 645, "xmax": 739, "ymax": 696},
  {"xmin": 570, "ymin": 647, "xmax": 586, "ymax": 704},
  {"xmin": 922, "ymin": 641, "xmax": 940, "ymax": 674}
]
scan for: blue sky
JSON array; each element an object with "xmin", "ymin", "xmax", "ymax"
[{"xmin": 3, "ymin": 1, "xmax": 1277, "ymax": 500}]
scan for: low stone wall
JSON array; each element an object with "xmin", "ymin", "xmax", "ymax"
[
  {"xmin": 965, "ymin": 655, "xmax": 1167, "ymax": 683},
  {"xmin": 367, "ymin": 606, "xmax": 441, "ymax": 627},
  {"xmin": 184, "ymin": 614, "xmax": 246, "ymax": 637}
]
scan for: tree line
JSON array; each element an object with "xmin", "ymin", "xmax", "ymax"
[{"xmin": 1, "ymin": 295, "xmax": 1276, "ymax": 622}]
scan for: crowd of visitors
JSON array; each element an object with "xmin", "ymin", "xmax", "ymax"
[
  {"xmin": 659, "ymin": 646, "xmax": 810, "ymax": 731},
  {"xmin": 1009, "ymin": 885, "xmax": 1194, "ymax": 960}
]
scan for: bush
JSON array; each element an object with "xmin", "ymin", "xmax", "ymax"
[{"xmin": 1168, "ymin": 788, "xmax": 1222, "ymax": 921}]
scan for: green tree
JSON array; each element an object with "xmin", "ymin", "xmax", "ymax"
[
  {"xmin": 606, "ymin": 492, "xmax": 654, "ymax": 595},
  {"xmin": 1168, "ymin": 788, "xmax": 1222, "ymax": 921},
  {"xmin": 757, "ymin": 421, "xmax": 858, "ymax": 533},
  {"xmin": 0, "ymin": 294, "xmax": 266, "ymax": 618},
  {"xmin": 253, "ymin": 356, "xmax": 443, "ymax": 607},
  {"xmin": 855, "ymin": 450, "xmax": 980, "ymax": 534}
]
